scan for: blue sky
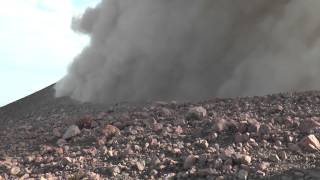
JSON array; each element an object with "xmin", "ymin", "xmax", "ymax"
[{"xmin": 0, "ymin": 0, "xmax": 100, "ymax": 107}]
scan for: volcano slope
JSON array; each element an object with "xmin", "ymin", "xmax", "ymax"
[{"xmin": 1, "ymin": 85, "xmax": 320, "ymax": 179}]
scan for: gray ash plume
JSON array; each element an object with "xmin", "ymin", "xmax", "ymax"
[{"xmin": 55, "ymin": 0, "xmax": 320, "ymax": 103}]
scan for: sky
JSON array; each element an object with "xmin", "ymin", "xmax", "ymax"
[{"xmin": 0, "ymin": 0, "xmax": 101, "ymax": 107}]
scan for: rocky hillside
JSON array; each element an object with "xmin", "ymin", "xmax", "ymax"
[{"xmin": 1, "ymin": 85, "xmax": 320, "ymax": 179}]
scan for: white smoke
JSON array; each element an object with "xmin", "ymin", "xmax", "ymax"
[{"xmin": 55, "ymin": 0, "xmax": 320, "ymax": 103}]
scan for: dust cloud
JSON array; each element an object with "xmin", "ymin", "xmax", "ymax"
[{"xmin": 55, "ymin": 0, "xmax": 320, "ymax": 103}]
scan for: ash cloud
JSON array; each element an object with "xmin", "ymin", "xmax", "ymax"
[{"xmin": 55, "ymin": 0, "xmax": 320, "ymax": 103}]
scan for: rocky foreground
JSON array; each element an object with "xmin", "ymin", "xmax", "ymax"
[{"xmin": 1, "ymin": 86, "xmax": 320, "ymax": 179}]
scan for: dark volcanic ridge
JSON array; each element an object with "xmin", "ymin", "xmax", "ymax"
[{"xmin": 1, "ymin": 85, "xmax": 320, "ymax": 179}]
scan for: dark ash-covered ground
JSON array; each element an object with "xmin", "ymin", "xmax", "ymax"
[{"xmin": 1, "ymin": 85, "xmax": 320, "ymax": 180}]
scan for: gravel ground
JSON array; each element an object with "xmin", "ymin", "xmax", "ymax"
[{"xmin": 1, "ymin": 85, "xmax": 320, "ymax": 180}]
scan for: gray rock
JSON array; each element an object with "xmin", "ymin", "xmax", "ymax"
[
  {"xmin": 186, "ymin": 106, "xmax": 207, "ymax": 120},
  {"xmin": 62, "ymin": 125, "xmax": 81, "ymax": 140},
  {"xmin": 299, "ymin": 118, "xmax": 320, "ymax": 133},
  {"xmin": 279, "ymin": 151, "xmax": 287, "ymax": 160},
  {"xmin": 234, "ymin": 133, "xmax": 250, "ymax": 143},
  {"xmin": 247, "ymin": 119, "xmax": 260, "ymax": 133},
  {"xmin": 184, "ymin": 155, "xmax": 198, "ymax": 169},
  {"xmin": 259, "ymin": 124, "xmax": 271, "ymax": 136},
  {"xmin": 57, "ymin": 138, "xmax": 67, "ymax": 146},
  {"xmin": 281, "ymin": 175, "xmax": 293, "ymax": 180},
  {"xmin": 237, "ymin": 169, "xmax": 248, "ymax": 180},
  {"xmin": 269, "ymin": 154, "xmax": 281, "ymax": 162}
]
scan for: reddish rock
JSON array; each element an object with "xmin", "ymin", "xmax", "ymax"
[
  {"xmin": 83, "ymin": 147, "xmax": 98, "ymax": 156},
  {"xmin": 298, "ymin": 134, "xmax": 320, "ymax": 152},
  {"xmin": 97, "ymin": 137, "xmax": 106, "ymax": 146},
  {"xmin": 40, "ymin": 145, "xmax": 54, "ymax": 155},
  {"xmin": 149, "ymin": 138, "xmax": 159, "ymax": 147},
  {"xmin": 234, "ymin": 154, "xmax": 252, "ymax": 165},
  {"xmin": 76, "ymin": 116, "xmax": 94, "ymax": 129},
  {"xmin": 275, "ymin": 105, "xmax": 284, "ymax": 112},
  {"xmin": 222, "ymin": 147, "xmax": 235, "ymax": 159},
  {"xmin": 258, "ymin": 162, "xmax": 270, "ymax": 171},
  {"xmin": 174, "ymin": 126, "xmax": 183, "ymax": 134},
  {"xmin": 153, "ymin": 123, "xmax": 163, "ymax": 132},
  {"xmin": 213, "ymin": 118, "xmax": 228, "ymax": 132},
  {"xmin": 101, "ymin": 125, "xmax": 120, "ymax": 138},
  {"xmin": 284, "ymin": 116, "xmax": 294, "ymax": 126},
  {"xmin": 196, "ymin": 139, "xmax": 209, "ymax": 149},
  {"xmin": 19, "ymin": 174, "xmax": 30, "ymax": 179},
  {"xmin": 172, "ymin": 148, "xmax": 182, "ymax": 155},
  {"xmin": 213, "ymin": 118, "xmax": 238, "ymax": 132},
  {"xmin": 54, "ymin": 147, "xmax": 64, "ymax": 155},
  {"xmin": 26, "ymin": 155, "xmax": 35, "ymax": 163}
]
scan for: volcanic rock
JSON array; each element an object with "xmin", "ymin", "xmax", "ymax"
[
  {"xmin": 186, "ymin": 106, "xmax": 207, "ymax": 120},
  {"xmin": 76, "ymin": 116, "xmax": 94, "ymax": 129},
  {"xmin": 101, "ymin": 124, "xmax": 120, "ymax": 137},
  {"xmin": 298, "ymin": 134, "xmax": 320, "ymax": 152},
  {"xmin": 299, "ymin": 118, "xmax": 320, "ymax": 133},
  {"xmin": 9, "ymin": 167, "xmax": 20, "ymax": 176},
  {"xmin": 184, "ymin": 155, "xmax": 198, "ymax": 169},
  {"xmin": 247, "ymin": 119, "xmax": 260, "ymax": 133},
  {"xmin": 1, "ymin": 85, "xmax": 320, "ymax": 179},
  {"xmin": 62, "ymin": 125, "xmax": 81, "ymax": 140},
  {"xmin": 269, "ymin": 154, "xmax": 281, "ymax": 162},
  {"xmin": 238, "ymin": 169, "xmax": 249, "ymax": 180}
]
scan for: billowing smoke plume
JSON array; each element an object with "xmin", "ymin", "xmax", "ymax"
[{"xmin": 55, "ymin": 0, "xmax": 320, "ymax": 103}]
